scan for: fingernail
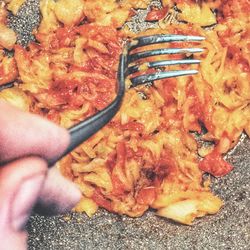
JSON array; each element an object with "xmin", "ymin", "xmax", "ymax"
[{"xmin": 11, "ymin": 174, "xmax": 45, "ymax": 231}]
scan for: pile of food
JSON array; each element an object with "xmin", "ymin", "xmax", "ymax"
[{"xmin": 0, "ymin": 0, "xmax": 249, "ymax": 225}]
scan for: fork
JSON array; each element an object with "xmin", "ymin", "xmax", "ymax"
[{"xmin": 48, "ymin": 34, "xmax": 204, "ymax": 166}]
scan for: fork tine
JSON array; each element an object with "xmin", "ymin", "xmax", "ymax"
[
  {"xmin": 130, "ymin": 70, "xmax": 198, "ymax": 87},
  {"xmin": 128, "ymin": 48, "xmax": 203, "ymax": 63},
  {"xmin": 128, "ymin": 35, "xmax": 205, "ymax": 51},
  {"xmin": 126, "ymin": 59, "xmax": 200, "ymax": 75}
]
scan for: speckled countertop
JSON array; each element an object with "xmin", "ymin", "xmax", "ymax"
[{"xmin": 7, "ymin": 0, "xmax": 250, "ymax": 249}]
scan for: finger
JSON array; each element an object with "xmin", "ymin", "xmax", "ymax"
[
  {"xmin": 0, "ymin": 100, "xmax": 70, "ymax": 164},
  {"xmin": 34, "ymin": 167, "xmax": 82, "ymax": 215},
  {"xmin": 0, "ymin": 156, "xmax": 47, "ymax": 250},
  {"xmin": 0, "ymin": 231, "xmax": 27, "ymax": 250}
]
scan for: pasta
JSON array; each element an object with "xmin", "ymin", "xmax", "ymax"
[{"xmin": 0, "ymin": 0, "xmax": 249, "ymax": 225}]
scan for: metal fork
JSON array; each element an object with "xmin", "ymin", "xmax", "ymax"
[{"xmin": 48, "ymin": 34, "xmax": 204, "ymax": 166}]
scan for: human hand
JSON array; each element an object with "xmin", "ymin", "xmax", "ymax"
[{"xmin": 0, "ymin": 101, "xmax": 82, "ymax": 250}]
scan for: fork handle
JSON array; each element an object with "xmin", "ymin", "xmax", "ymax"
[
  {"xmin": 47, "ymin": 100, "xmax": 121, "ymax": 166},
  {"xmin": 47, "ymin": 54, "xmax": 126, "ymax": 166}
]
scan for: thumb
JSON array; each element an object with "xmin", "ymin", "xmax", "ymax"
[{"xmin": 0, "ymin": 157, "xmax": 47, "ymax": 250}]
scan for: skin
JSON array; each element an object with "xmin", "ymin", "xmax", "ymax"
[{"xmin": 0, "ymin": 100, "xmax": 82, "ymax": 250}]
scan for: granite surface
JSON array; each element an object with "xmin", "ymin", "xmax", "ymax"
[{"xmin": 7, "ymin": 0, "xmax": 250, "ymax": 249}]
